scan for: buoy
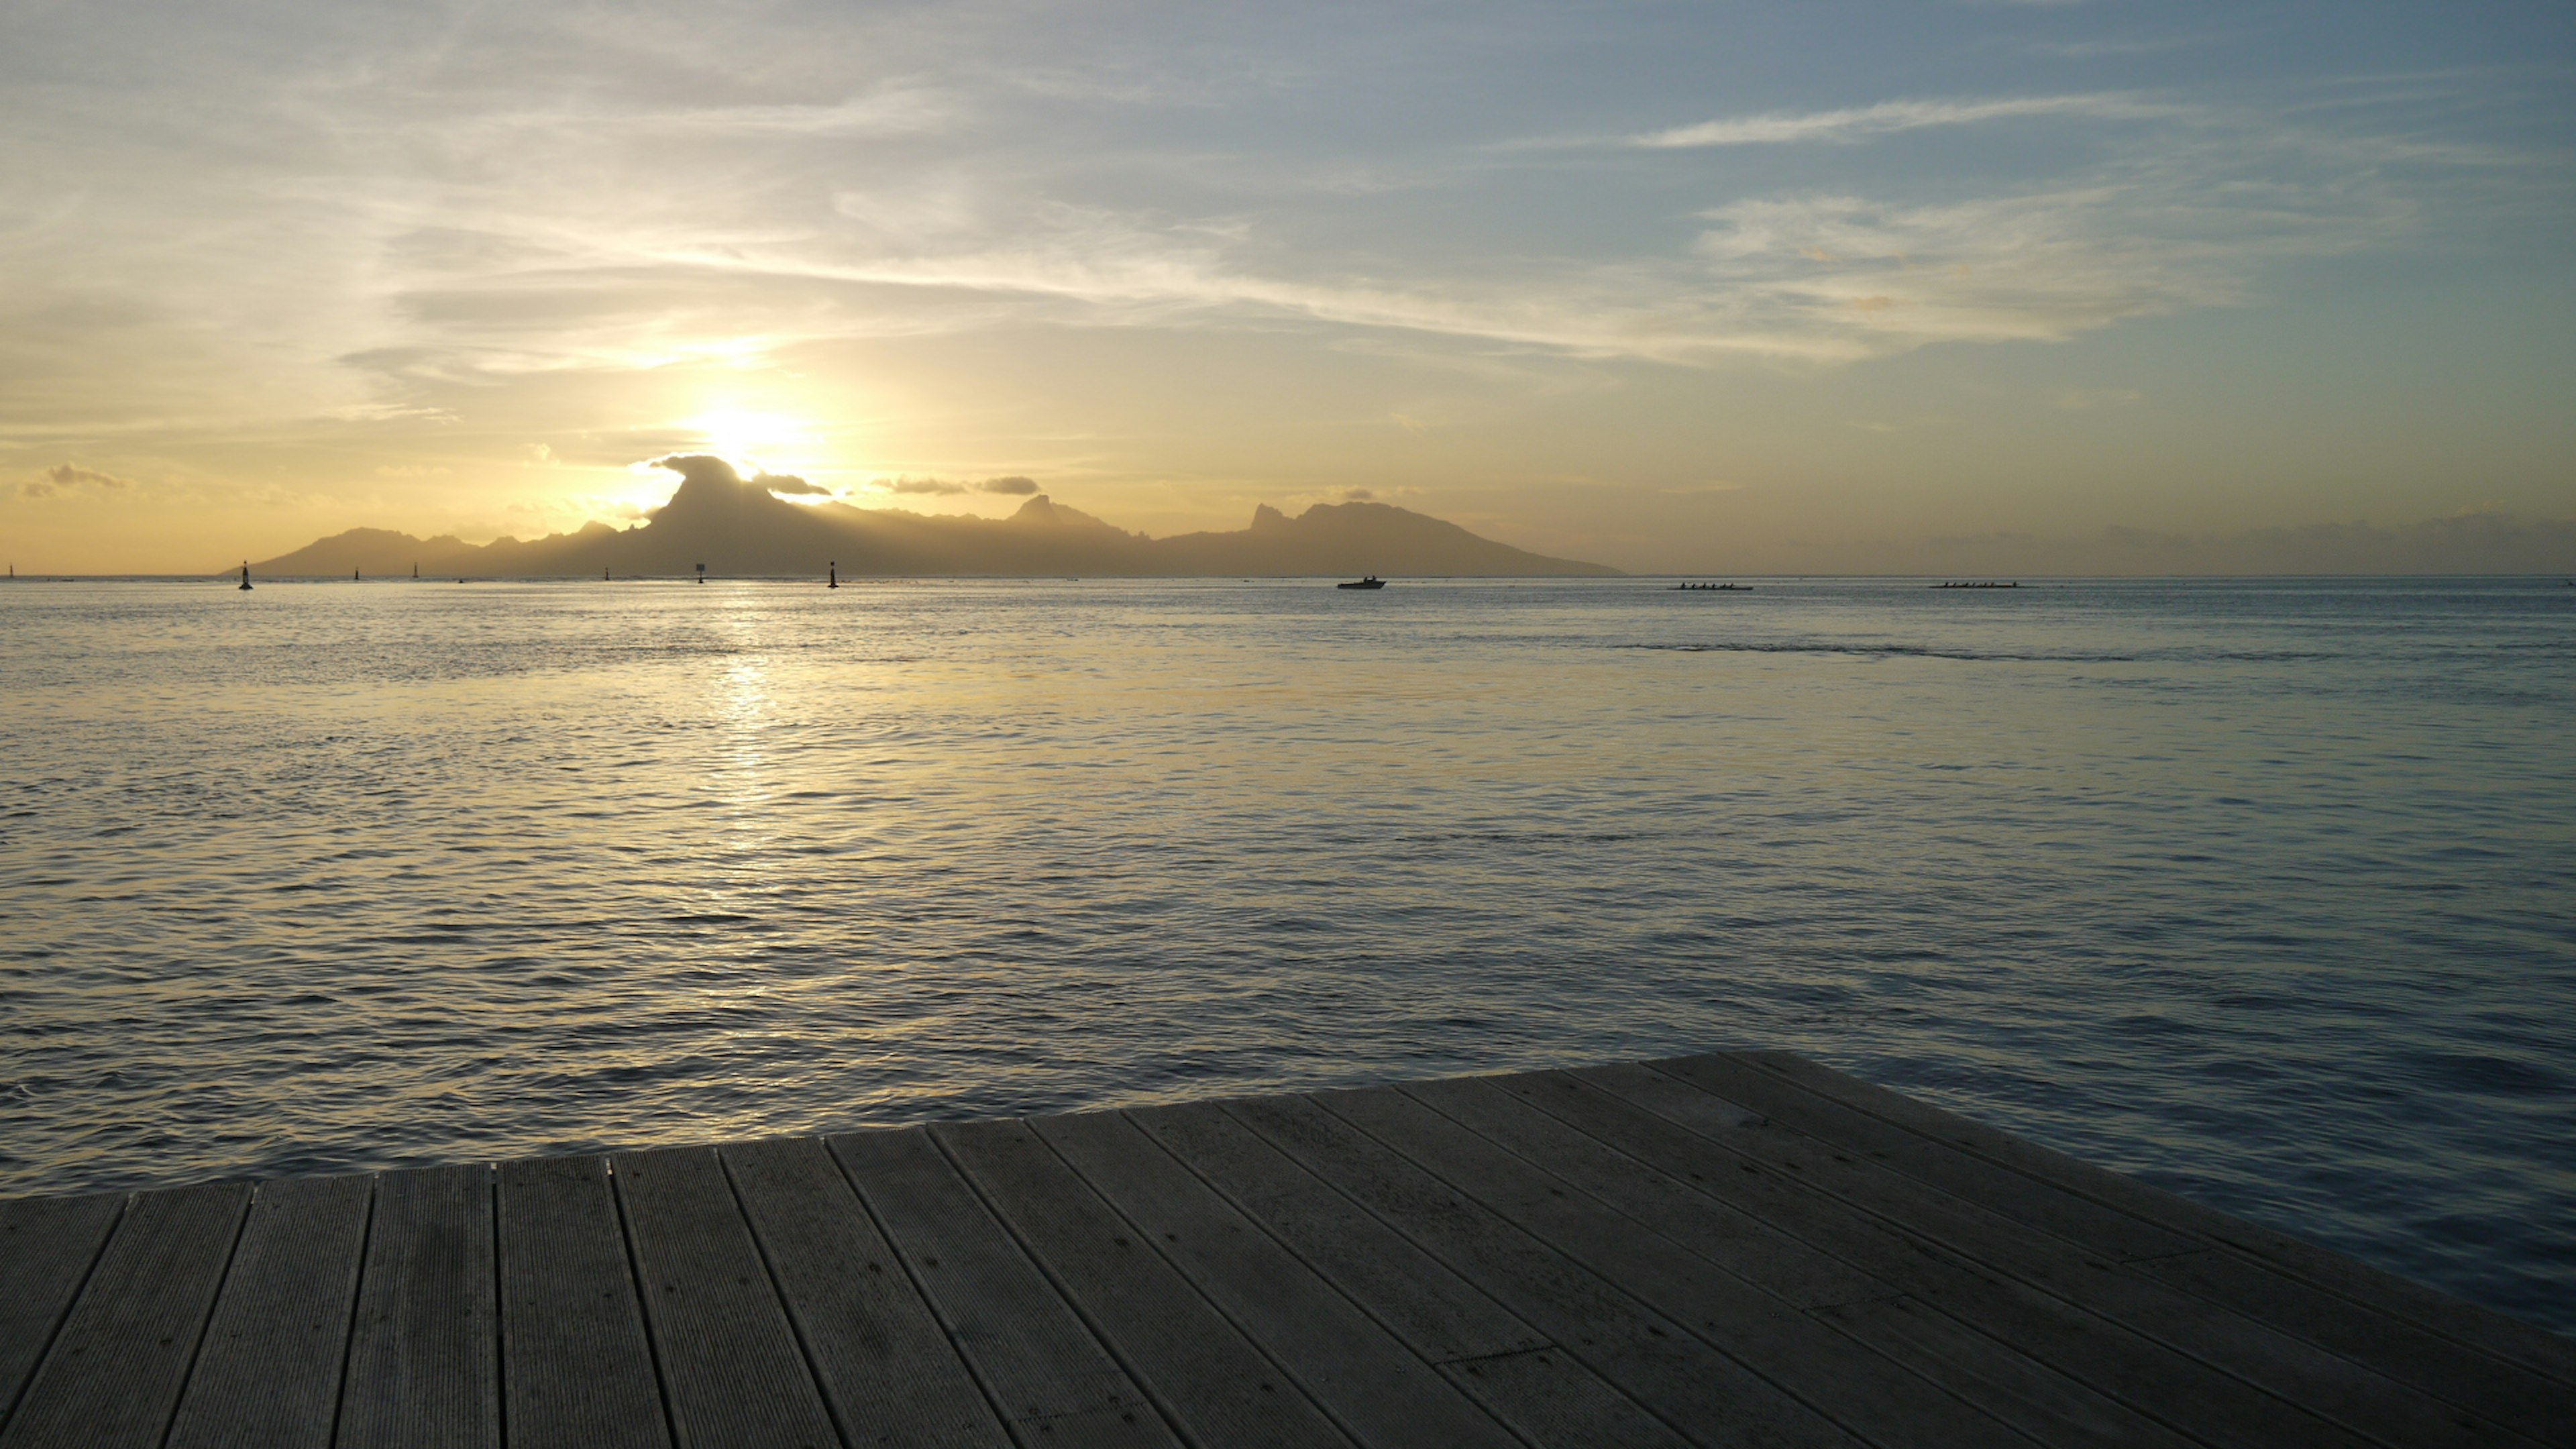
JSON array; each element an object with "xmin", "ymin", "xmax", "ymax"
[
  {"xmin": 238, "ymin": 562, "xmax": 252, "ymax": 591},
  {"xmin": 828, "ymin": 561, "xmax": 839, "ymax": 589}
]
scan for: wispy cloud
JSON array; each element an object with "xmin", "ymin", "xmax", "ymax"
[
  {"xmin": 21, "ymin": 462, "xmax": 136, "ymax": 497},
  {"xmin": 1633, "ymin": 93, "xmax": 2169, "ymax": 148}
]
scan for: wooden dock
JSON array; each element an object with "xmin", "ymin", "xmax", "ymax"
[{"xmin": 2, "ymin": 1051, "xmax": 2567, "ymax": 1448}]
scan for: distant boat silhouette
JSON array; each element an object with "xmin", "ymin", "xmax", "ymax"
[
  {"xmin": 1935, "ymin": 581, "xmax": 2018, "ymax": 589},
  {"xmin": 1338, "ymin": 576, "xmax": 1386, "ymax": 590},
  {"xmin": 238, "ymin": 562, "xmax": 252, "ymax": 591},
  {"xmin": 1672, "ymin": 582, "xmax": 1748, "ymax": 591}
]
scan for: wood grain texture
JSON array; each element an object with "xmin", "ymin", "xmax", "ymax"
[
  {"xmin": 720, "ymin": 1136, "xmax": 1010, "ymax": 1449},
  {"xmin": 1730, "ymin": 1048, "xmax": 2576, "ymax": 1389},
  {"xmin": 1123, "ymin": 1100, "xmax": 1676, "ymax": 1449},
  {"xmin": 164, "ymin": 1173, "xmax": 372, "ymax": 1449},
  {"xmin": 1408, "ymin": 1073, "xmax": 2200, "ymax": 1449},
  {"xmin": 936, "ymin": 1117, "xmax": 1354, "ymax": 1449},
  {"xmin": 1644, "ymin": 1056, "xmax": 2516, "ymax": 1449},
  {"xmin": 830, "ymin": 1126, "xmax": 1179, "ymax": 1449},
  {"xmin": 0, "ymin": 1051, "xmax": 2560, "ymax": 1449},
  {"xmin": 496, "ymin": 1154, "xmax": 669, "ymax": 1449},
  {"xmin": 1033, "ymin": 1108, "xmax": 1524, "ymax": 1449},
  {"xmin": 0, "ymin": 1190, "xmax": 123, "ymax": 1435},
  {"xmin": 1322, "ymin": 1082, "xmax": 2023, "ymax": 1449},
  {"xmin": 1226, "ymin": 1090, "xmax": 1863, "ymax": 1449},
  {"xmin": 1731, "ymin": 1049, "xmax": 2576, "ymax": 1430},
  {"xmin": 612, "ymin": 1146, "xmax": 837, "ymax": 1449},
  {"xmin": 0, "ymin": 1181, "xmax": 249, "ymax": 1449},
  {"xmin": 337, "ymin": 1164, "xmax": 499, "ymax": 1449}
]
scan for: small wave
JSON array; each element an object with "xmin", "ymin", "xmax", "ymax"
[{"xmin": 1619, "ymin": 641, "xmax": 2334, "ymax": 663}]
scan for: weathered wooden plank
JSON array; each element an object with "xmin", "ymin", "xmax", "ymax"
[
  {"xmin": 828, "ymin": 1126, "xmax": 1178, "ymax": 1449},
  {"xmin": 1403, "ymin": 1074, "xmax": 2200, "ymax": 1449},
  {"xmin": 1034, "ymin": 1108, "xmax": 1525, "ymax": 1449},
  {"xmin": 1125, "ymin": 1101, "xmax": 1680, "ymax": 1449},
  {"xmin": 0, "ymin": 1180, "xmax": 248, "ymax": 1449},
  {"xmin": 720, "ymin": 1136, "xmax": 1010, "ymax": 1449},
  {"xmin": 1733, "ymin": 1049, "xmax": 2576, "ymax": 1395},
  {"xmin": 0, "ymin": 1191, "xmax": 122, "ymax": 1434},
  {"xmin": 496, "ymin": 1155, "xmax": 668, "ymax": 1449},
  {"xmin": 2130, "ymin": 1246, "xmax": 2574, "ymax": 1446},
  {"xmin": 1322, "ymin": 1083, "xmax": 2023, "ymax": 1449},
  {"xmin": 1225, "ymin": 1091, "xmax": 1864, "ymax": 1449},
  {"xmin": 1433, "ymin": 1346, "xmax": 1693, "ymax": 1449},
  {"xmin": 164, "ymin": 1173, "xmax": 372, "ymax": 1449},
  {"xmin": 936, "ymin": 1118, "xmax": 1354, "ymax": 1449},
  {"xmin": 1400, "ymin": 1075, "xmax": 1898, "ymax": 1310},
  {"xmin": 1504, "ymin": 1065, "xmax": 2378, "ymax": 1449},
  {"xmin": 338, "ymin": 1164, "xmax": 499, "ymax": 1449},
  {"xmin": 612, "ymin": 1146, "xmax": 839, "ymax": 1449},
  {"xmin": 1122, "ymin": 1102, "xmax": 1544, "ymax": 1364},
  {"xmin": 1813, "ymin": 1294, "xmax": 2203, "ymax": 1449},
  {"xmin": 1645, "ymin": 1055, "xmax": 2523, "ymax": 1448},
  {"xmin": 1665, "ymin": 1055, "xmax": 2194, "ymax": 1262},
  {"xmin": 726, "ymin": 1134, "xmax": 1014, "ymax": 1433}
]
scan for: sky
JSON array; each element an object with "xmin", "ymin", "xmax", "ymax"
[{"xmin": 3, "ymin": 0, "xmax": 2572, "ymax": 574}]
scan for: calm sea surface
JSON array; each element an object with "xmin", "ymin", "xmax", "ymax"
[{"xmin": 3, "ymin": 576, "xmax": 2571, "ymax": 1329}]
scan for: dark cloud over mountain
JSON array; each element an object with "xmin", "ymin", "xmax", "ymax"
[{"xmin": 876, "ymin": 475, "xmax": 1040, "ymax": 496}]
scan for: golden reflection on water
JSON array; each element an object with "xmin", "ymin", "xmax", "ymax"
[{"xmin": 2, "ymin": 577, "xmax": 2571, "ymax": 1332}]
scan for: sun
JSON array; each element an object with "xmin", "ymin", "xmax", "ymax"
[{"xmin": 686, "ymin": 407, "xmax": 812, "ymax": 475}]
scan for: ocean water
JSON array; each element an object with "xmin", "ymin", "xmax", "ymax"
[{"xmin": 2, "ymin": 576, "xmax": 2570, "ymax": 1331}]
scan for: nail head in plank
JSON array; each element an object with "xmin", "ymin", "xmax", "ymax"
[
  {"xmin": 337, "ymin": 1164, "xmax": 499, "ymax": 1449},
  {"xmin": 1033, "ymin": 1108, "xmax": 1524, "ymax": 1449},
  {"xmin": 719, "ymin": 1136, "xmax": 1011, "ymax": 1449},
  {"xmin": 164, "ymin": 1173, "xmax": 372, "ymax": 1449},
  {"xmin": 496, "ymin": 1155, "xmax": 669, "ymax": 1449},
  {"xmin": 611, "ymin": 1145, "xmax": 839, "ymax": 1449},
  {"xmin": 1436, "ymin": 1348, "xmax": 1698, "ymax": 1449},
  {"xmin": 0, "ymin": 1190, "xmax": 123, "ymax": 1431},
  {"xmin": 0, "ymin": 1180, "xmax": 249, "ymax": 1449},
  {"xmin": 828, "ymin": 1126, "xmax": 1179, "ymax": 1448},
  {"xmin": 936, "ymin": 1117, "xmax": 1354, "ymax": 1449}
]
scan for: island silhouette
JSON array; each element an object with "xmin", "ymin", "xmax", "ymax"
[{"xmin": 248, "ymin": 456, "xmax": 1619, "ymax": 578}]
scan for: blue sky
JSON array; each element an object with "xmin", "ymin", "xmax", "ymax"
[{"xmin": 3, "ymin": 0, "xmax": 2571, "ymax": 570}]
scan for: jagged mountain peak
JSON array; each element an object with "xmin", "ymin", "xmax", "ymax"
[{"xmin": 248, "ymin": 466, "xmax": 1618, "ymax": 577}]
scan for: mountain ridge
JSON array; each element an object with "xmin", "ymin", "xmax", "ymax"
[{"xmin": 248, "ymin": 457, "xmax": 1621, "ymax": 578}]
